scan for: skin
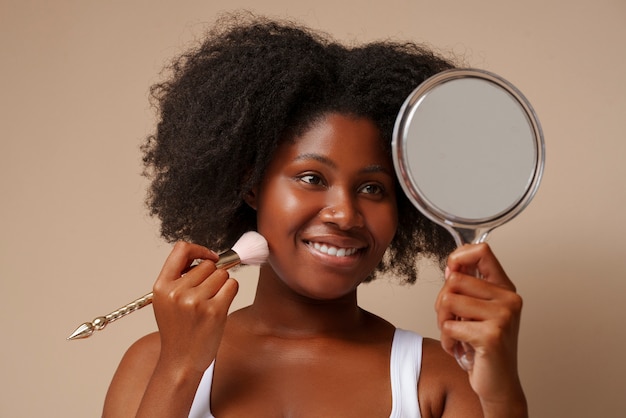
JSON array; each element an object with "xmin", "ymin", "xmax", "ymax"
[{"xmin": 103, "ymin": 113, "xmax": 527, "ymax": 417}]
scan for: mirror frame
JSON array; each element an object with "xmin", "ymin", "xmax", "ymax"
[{"xmin": 392, "ymin": 68, "xmax": 545, "ymax": 242}]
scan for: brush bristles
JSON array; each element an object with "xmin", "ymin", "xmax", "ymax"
[{"xmin": 231, "ymin": 231, "xmax": 269, "ymax": 266}]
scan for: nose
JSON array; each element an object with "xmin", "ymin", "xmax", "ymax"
[{"xmin": 318, "ymin": 188, "xmax": 365, "ymax": 230}]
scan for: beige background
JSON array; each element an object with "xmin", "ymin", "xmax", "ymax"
[{"xmin": 1, "ymin": 0, "xmax": 625, "ymax": 417}]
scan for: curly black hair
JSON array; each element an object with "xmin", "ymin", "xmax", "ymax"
[{"xmin": 142, "ymin": 12, "xmax": 457, "ymax": 283}]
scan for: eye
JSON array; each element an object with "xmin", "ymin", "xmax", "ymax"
[
  {"xmin": 359, "ymin": 183, "xmax": 384, "ymax": 196},
  {"xmin": 298, "ymin": 173, "xmax": 325, "ymax": 186}
]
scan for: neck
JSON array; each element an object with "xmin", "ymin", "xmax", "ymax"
[{"xmin": 247, "ymin": 267, "xmax": 367, "ymax": 338}]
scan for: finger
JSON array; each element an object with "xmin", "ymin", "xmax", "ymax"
[
  {"xmin": 437, "ymin": 276, "xmax": 522, "ymax": 324},
  {"xmin": 176, "ymin": 259, "xmax": 220, "ymax": 288},
  {"xmin": 442, "ymin": 315, "xmax": 519, "ymax": 356},
  {"xmin": 436, "ymin": 292, "xmax": 495, "ymax": 325},
  {"xmin": 447, "ymin": 243, "xmax": 514, "ymax": 290},
  {"xmin": 440, "ymin": 320, "xmax": 485, "ymax": 354},
  {"xmin": 209, "ymin": 278, "xmax": 239, "ymax": 311},
  {"xmin": 192, "ymin": 268, "xmax": 231, "ymax": 298},
  {"xmin": 435, "ymin": 273, "xmax": 495, "ymax": 315},
  {"xmin": 158, "ymin": 241, "xmax": 219, "ymax": 282},
  {"xmin": 442, "ymin": 272, "xmax": 502, "ymax": 301}
]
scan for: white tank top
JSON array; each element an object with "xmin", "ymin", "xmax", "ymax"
[{"xmin": 189, "ymin": 328, "xmax": 423, "ymax": 418}]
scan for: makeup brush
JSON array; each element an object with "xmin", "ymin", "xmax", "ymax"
[{"xmin": 67, "ymin": 231, "xmax": 268, "ymax": 340}]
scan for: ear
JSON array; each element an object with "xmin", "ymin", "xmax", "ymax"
[{"xmin": 243, "ymin": 187, "xmax": 258, "ymax": 210}]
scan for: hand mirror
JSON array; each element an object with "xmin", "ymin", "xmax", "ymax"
[{"xmin": 392, "ymin": 68, "xmax": 545, "ymax": 370}]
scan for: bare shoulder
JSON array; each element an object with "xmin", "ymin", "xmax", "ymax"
[
  {"xmin": 102, "ymin": 332, "xmax": 161, "ymax": 417},
  {"xmin": 419, "ymin": 337, "xmax": 482, "ymax": 418}
]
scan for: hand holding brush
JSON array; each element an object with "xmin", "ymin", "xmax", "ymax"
[{"xmin": 67, "ymin": 231, "xmax": 268, "ymax": 340}]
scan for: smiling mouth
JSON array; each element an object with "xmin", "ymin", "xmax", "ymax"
[{"xmin": 306, "ymin": 241, "xmax": 360, "ymax": 257}]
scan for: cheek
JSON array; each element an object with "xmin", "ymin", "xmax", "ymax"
[
  {"xmin": 368, "ymin": 201, "xmax": 398, "ymax": 247},
  {"xmin": 384, "ymin": 211, "xmax": 399, "ymax": 244},
  {"xmin": 255, "ymin": 181, "xmax": 316, "ymax": 235}
]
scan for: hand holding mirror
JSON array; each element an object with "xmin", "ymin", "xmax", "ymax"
[{"xmin": 392, "ymin": 68, "xmax": 545, "ymax": 370}]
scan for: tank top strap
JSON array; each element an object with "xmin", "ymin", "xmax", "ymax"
[
  {"xmin": 188, "ymin": 361, "xmax": 216, "ymax": 418},
  {"xmin": 389, "ymin": 328, "xmax": 423, "ymax": 418}
]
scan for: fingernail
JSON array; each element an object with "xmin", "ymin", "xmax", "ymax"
[{"xmin": 445, "ymin": 266, "xmax": 451, "ymax": 280}]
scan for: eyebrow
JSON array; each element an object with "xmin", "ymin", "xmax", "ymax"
[
  {"xmin": 293, "ymin": 153, "xmax": 393, "ymax": 176},
  {"xmin": 294, "ymin": 153, "xmax": 337, "ymax": 168}
]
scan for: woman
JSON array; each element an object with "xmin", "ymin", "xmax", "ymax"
[{"xmin": 103, "ymin": 13, "xmax": 527, "ymax": 417}]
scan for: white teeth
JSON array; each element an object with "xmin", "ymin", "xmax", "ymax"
[{"xmin": 311, "ymin": 242, "xmax": 357, "ymax": 257}]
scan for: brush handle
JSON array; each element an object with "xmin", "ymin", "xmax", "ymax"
[
  {"xmin": 106, "ymin": 292, "xmax": 154, "ymax": 324},
  {"xmin": 67, "ymin": 250, "xmax": 240, "ymax": 340}
]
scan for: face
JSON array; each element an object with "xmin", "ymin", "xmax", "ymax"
[{"xmin": 250, "ymin": 113, "xmax": 398, "ymax": 300}]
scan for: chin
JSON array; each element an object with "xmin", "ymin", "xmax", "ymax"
[{"xmin": 292, "ymin": 277, "xmax": 362, "ymax": 301}]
